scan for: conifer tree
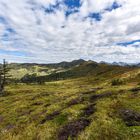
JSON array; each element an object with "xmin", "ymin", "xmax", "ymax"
[{"xmin": 0, "ymin": 59, "xmax": 10, "ymax": 95}]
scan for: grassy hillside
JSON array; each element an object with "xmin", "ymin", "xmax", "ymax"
[
  {"xmin": 8, "ymin": 59, "xmax": 86, "ymax": 79},
  {"xmin": 35, "ymin": 62, "xmax": 140, "ymax": 84},
  {"xmin": 0, "ymin": 61, "xmax": 140, "ymax": 140}
]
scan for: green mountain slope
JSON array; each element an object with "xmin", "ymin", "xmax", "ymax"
[
  {"xmin": 36, "ymin": 61, "xmax": 139, "ymax": 83},
  {"xmin": 0, "ymin": 60, "xmax": 140, "ymax": 140}
]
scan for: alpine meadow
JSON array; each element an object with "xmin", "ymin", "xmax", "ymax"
[{"xmin": 0, "ymin": 0, "xmax": 140, "ymax": 140}]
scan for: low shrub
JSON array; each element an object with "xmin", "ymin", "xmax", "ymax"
[{"xmin": 111, "ymin": 79, "xmax": 124, "ymax": 86}]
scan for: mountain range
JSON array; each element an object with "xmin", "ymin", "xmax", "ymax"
[{"xmin": 7, "ymin": 59, "xmax": 140, "ymax": 68}]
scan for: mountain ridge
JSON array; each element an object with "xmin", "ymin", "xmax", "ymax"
[{"xmin": 7, "ymin": 59, "xmax": 140, "ymax": 69}]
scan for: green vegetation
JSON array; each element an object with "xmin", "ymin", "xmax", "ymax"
[
  {"xmin": 0, "ymin": 60, "xmax": 140, "ymax": 140},
  {"xmin": 20, "ymin": 73, "xmax": 45, "ymax": 85},
  {"xmin": 0, "ymin": 59, "xmax": 10, "ymax": 95},
  {"xmin": 111, "ymin": 78, "xmax": 124, "ymax": 86}
]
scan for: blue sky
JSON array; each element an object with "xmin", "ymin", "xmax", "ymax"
[{"xmin": 0, "ymin": 0, "xmax": 140, "ymax": 63}]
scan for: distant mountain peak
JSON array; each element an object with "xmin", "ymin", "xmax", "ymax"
[
  {"xmin": 71, "ymin": 59, "xmax": 86, "ymax": 63},
  {"xmin": 112, "ymin": 62, "xmax": 132, "ymax": 66}
]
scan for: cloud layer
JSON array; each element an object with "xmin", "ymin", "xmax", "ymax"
[{"xmin": 0, "ymin": 0, "xmax": 140, "ymax": 63}]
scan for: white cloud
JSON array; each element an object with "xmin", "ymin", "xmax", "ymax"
[
  {"xmin": 0, "ymin": 0, "xmax": 140, "ymax": 63},
  {"xmin": 80, "ymin": 0, "xmax": 115, "ymax": 14}
]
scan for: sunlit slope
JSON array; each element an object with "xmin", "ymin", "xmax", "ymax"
[
  {"xmin": 38, "ymin": 61, "xmax": 139, "ymax": 82},
  {"xmin": 8, "ymin": 60, "xmax": 140, "ymax": 83},
  {"xmin": 0, "ymin": 75, "xmax": 140, "ymax": 140},
  {"xmin": 0, "ymin": 62, "xmax": 140, "ymax": 140}
]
